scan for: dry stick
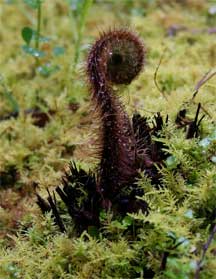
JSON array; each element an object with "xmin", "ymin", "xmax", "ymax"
[
  {"xmin": 153, "ymin": 48, "xmax": 168, "ymax": 101},
  {"xmin": 194, "ymin": 223, "xmax": 216, "ymax": 279},
  {"xmin": 191, "ymin": 70, "xmax": 216, "ymax": 119},
  {"xmin": 192, "ymin": 70, "xmax": 216, "ymax": 100}
]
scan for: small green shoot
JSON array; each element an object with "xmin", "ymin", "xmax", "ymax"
[
  {"xmin": 67, "ymin": 0, "xmax": 93, "ymax": 71},
  {"xmin": 22, "ymin": 0, "xmax": 45, "ymax": 66},
  {"xmin": 0, "ymin": 75, "xmax": 19, "ymax": 114}
]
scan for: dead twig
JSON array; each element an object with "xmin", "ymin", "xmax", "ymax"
[
  {"xmin": 194, "ymin": 223, "xmax": 216, "ymax": 279},
  {"xmin": 190, "ymin": 70, "xmax": 216, "ymax": 119},
  {"xmin": 192, "ymin": 70, "xmax": 216, "ymax": 100}
]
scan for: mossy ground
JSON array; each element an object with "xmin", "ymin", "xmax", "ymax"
[{"xmin": 0, "ymin": 1, "xmax": 215, "ymax": 278}]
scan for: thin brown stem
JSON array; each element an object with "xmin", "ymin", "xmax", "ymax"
[
  {"xmin": 190, "ymin": 70, "xmax": 216, "ymax": 119},
  {"xmin": 194, "ymin": 224, "xmax": 216, "ymax": 279},
  {"xmin": 192, "ymin": 70, "xmax": 216, "ymax": 100},
  {"xmin": 153, "ymin": 47, "xmax": 168, "ymax": 101}
]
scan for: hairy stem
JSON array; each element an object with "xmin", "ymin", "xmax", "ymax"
[{"xmin": 87, "ymin": 29, "xmax": 145, "ymax": 204}]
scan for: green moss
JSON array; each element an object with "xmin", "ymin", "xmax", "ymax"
[{"xmin": 0, "ymin": 0, "xmax": 216, "ymax": 278}]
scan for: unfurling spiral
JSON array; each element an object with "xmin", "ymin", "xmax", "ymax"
[
  {"xmin": 87, "ymin": 29, "xmax": 145, "ymax": 86},
  {"xmin": 87, "ymin": 29, "xmax": 145, "ymax": 204}
]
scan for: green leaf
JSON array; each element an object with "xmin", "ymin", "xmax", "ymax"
[
  {"xmin": 53, "ymin": 46, "xmax": 65, "ymax": 56},
  {"xmin": 22, "ymin": 45, "xmax": 45, "ymax": 57},
  {"xmin": 211, "ymin": 156, "xmax": 216, "ymax": 163},
  {"xmin": 37, "ymin": 63, "xmax": 60, "ymax": 77},
  {"xmin": 177, "ymin": 236, "xmax": 189, "ymax": 247},
  {"xmin": 122, "ymin": 215, "xmax": 133, "ymax": 227},
  {"xmin": 25, "ymin": 30, "xmax": 50, "ymax": 43},
  {"xmin": 165, "ymin": 155, "xmax": 179, "ymax": 170},
  {"xmin": 184, "ymin": 209, "xmax": 193, "ymax": 219},
  {"xmin": 21, "ymin": 27, "xmax": 33, "ymax": 45},
  {"xmin": 99, "ymin": 210, "xmax": 107, "ymax": 222},
  {"xmin": 38, "ymin": 36, "xmax": 50, "ymax": 43},
  {"xmin": 199, "ymin": 137, "xmax": 211, "ymax": 148}
]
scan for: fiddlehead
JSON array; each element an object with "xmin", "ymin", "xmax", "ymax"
[
  {"xmin": 37, "ymin": 29, "xmax": 148, "ymax": 232},
  {"xmin": 36, "ymin": 29, "xmax": 205, "ymax": 235},
  {"xmin": 87, "ymin": 29, "xmax": 145, "ymax": 203}
]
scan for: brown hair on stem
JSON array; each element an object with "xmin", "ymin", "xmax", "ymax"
[{"xmin": 87, "ymin": 29, "xmax": 145, "ymax": 206}]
